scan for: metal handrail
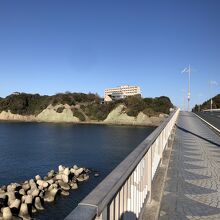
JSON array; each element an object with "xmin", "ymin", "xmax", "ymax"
[{"xmin": 65, "ymin": 108, "xmax": 180, "ymax": 220}]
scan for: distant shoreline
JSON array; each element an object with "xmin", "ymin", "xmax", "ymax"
[
  {"xmin": 0, "ymin": 103, "xmax": 165, "ymax": 127},
  {"xmin": 0, "ymin": 118, "xmax": 159, "ymax": 127}
]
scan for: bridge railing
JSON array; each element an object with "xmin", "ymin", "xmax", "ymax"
[{"xmin": 65, "ymin": 108, "xmax": 180, "ymax": 220}]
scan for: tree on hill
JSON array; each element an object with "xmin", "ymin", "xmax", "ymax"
[
  {"xmin": 0, "ymin": 92, "xmax": 173, "ymax": 120},
  {"xmin": 192, "ymin": 94, "xmax": 220, "ymax": 112}
]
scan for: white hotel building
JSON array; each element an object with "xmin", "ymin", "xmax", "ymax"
[{"xmin": 104, "ymin": 85, "xmax": 141, "ymax": 102}]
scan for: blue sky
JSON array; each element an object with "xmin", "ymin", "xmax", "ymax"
[{"xmin": 0, "ymin": 0, "xmax": 219, "ymax": 109}]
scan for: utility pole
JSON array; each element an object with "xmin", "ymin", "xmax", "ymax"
[
  {"xmin": 187, "ymin": 64, "xmax": 191, "ymax": 112},
  {"xmin": 182, "ymin": 89, "xmax": 186, "ymax": 111},
  {"xmin": 182, "ymin": 64, "xmax": 191, "ymax": 112},
  {"xmin": 210, "ymin": 80, "xmax": 218, "ymax": 111}
]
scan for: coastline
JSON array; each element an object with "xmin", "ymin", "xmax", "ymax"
[{"xmin": 0, "ymin": 118, "xmax": 160, "ymax": 127}]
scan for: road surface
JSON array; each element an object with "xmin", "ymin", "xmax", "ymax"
[
  {"xmin": 159, "ymin": 111, "xmax": 220, "ymax": 219},
  {"xmin": 195, "ymin": 111, "xmax": 220, "ymax": 131}
]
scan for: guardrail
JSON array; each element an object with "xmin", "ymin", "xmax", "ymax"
[
  {"xmin": 65, "ymin": 108, "xmax": 180, "ymax": 220},
  {"xmin": 203, "ymin": 109, "xmax": 220, "ymax": 112}
]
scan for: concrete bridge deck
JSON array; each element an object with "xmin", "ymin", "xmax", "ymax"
[{"xmin": 159, "ymin": 111, "xmax": 220, "ymax": 220}]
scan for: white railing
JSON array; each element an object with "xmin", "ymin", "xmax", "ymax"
[{"xmin": 65, "ymin": 109, "xmax": 180, "ymax": 220}]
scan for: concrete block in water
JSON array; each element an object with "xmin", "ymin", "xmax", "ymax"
[
  {"xmin": 58, "ymin": 180, "xmax": 70, "ymax": 191},
  {"xmin": 19, "ymin": 203, "xmax": 31, "ymax": 220},
  {"xmin": 61, "ymin": 190, "xmax": 69, "ymax": 196},
  {"xmin": 9, "ymin": 199, "xmax": 20, "ymax": 215},
  {"xmin": 2, "ymin": 207, "xmax": 13, "ymax": 220},
  {"xmin": 46, "ymin": 179, "xmax": 54, "ymax": 185},
  {"xmin": 63, "ymin": 168, "xmax": 70, "ymax": 176},
  {"xmin": 62, "ymin": 174, "xmax": 69, "ymax": 183},
  {"xmin": 35, "ymin": 175, "xmax": 41, "ymax": 181},
  {"xmin": 31, "ymin": 189, "xmax": 39, "ymax": 198},
  {"xmin": 44, "ymin": 188, "xmax": 58, "ymax": 202},
  {"xmin": 58, "ymin": 165, "xmax": 65, "ymax": 173},
  {"xmin": 71, "ymin": 167, "xmax": 84, "ymax": 177},
  {"xmin": 6, "ymin": 192, "xmax": 16, "ymax": 206},
  {"xmin": 24, "ymin": 195, "xmax": 32, "ymax": 205},
  {"xmin": 34, "ymin": 197, "xmax": 44, "ymax": 210},
  {"xmin": 77, "ymin": 174, "xmax": 89, "ymax": 182},
  {"xmin": 21, "ymin": 183, "xmax": 30, "ymax": 192},
  {"xmin": 70, "ymin": 182, "xmax": 78, "ymax": 190},
  {"xmin": 47, "ymin": 170, "xmax": 55, "ymax": 178},
  {"xmin": 36, "ymin": 180, "xmax": 48, "ymax": 189},
  {"xmin": 19, "ymin": 189, "xmax": 25, "ymax": 196}
]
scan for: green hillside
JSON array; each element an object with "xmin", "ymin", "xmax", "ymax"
[
  {"xmin": 192, "ymin": 94, "xmax": 220, "ymax": 112},
  {"xmin": 0, "ymin": 92, "xmax": 173, "ymax": 121}
]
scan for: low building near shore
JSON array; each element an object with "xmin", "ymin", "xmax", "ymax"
[
  {"xmin": 104, "ymin": 85, "xmax": 141, "ymax": 102},
  {"xmin": 12, "ymin": 92, "xmax": 21, "ymax": 95}
]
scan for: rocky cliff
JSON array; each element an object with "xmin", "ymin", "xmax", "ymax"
[
  {"xmin": 36, "ymin": 104, "xmax": 80, "ymax": 122},
  {"xmin": 0, "ymin": 92, "xmax": 172, "ymax": 125},
  {"xmin": 104, "ymin": 105, "xmax": 165, "ymax": 126},
  {"xmin": 0, "ymin": 104, "xmax": 166, "ymax": 126}
]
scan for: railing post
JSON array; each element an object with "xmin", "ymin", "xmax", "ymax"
[
  {"xmin": 119, "ymin": 187, "xmax": 123, "ymax": 218},
  {"xmin": 123, "ymin": 182, "xmax": 128, "ymax": 214},
  {"xmin": 159, "ymin": 132, "xmax": 163, "ymax": 159},
  {"xmin": 147, "ymin": 147, "xmax": 152, "ymax": 203},
  {"xmin": 95, "ymin": 207, "xmax": 108, "ymax": 220}
]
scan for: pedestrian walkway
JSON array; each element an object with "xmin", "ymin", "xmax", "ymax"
[{"xmin": 159, "ymin": 111, "xmax": 220, "ymax": 220}]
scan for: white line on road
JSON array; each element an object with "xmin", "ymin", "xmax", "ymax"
[{"xmin": 194, "ymin": 113, "xmax": 220, "ymax": 133}]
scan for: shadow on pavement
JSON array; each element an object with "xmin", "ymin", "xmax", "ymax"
[{"xmin": 176, "ymin": 125, "xmax": 220, "ymax": 148}]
